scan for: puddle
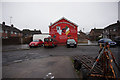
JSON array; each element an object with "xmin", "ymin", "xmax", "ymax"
[{"xmin": 13, "ymin": 60, "xmax": 23, "ymax": 63}]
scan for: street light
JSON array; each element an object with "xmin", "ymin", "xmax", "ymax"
[{"xmin": 10, "ymin": 16, "xmax": 13, "ymax": 24}]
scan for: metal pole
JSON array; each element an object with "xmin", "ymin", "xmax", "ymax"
[
  {"xmin": 10, "ymin": 16, "xmax": 12, "ymax": 25},
  {"xmin": 88, "ymin": 47, "xmax": 105, "ymax": 74}
]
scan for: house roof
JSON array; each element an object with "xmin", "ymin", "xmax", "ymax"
[
  {"xmin": 2, "ymin": 24, "xmax": 21, "ymax": 33},
  {"xmin": 49, "ymin": 17, "xmax": 78, "ymax": 28},
  {"xmin": 104, "ymin": 22, "xmax": 119, "ymax": 29},
  {"xmin": 90, "ymin": 28, "xmax": 103, "ymax": 33},
  {"xmin": 78, "ymin": 30, "xmax": 86, "ymax": 35},
  {"xmin": 22, "ymin": 29, "xmax": 42, "ymax": 34}
]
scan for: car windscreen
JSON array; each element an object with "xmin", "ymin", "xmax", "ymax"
[
  {"xmin": 104, "ymin": 39, "xmax": 112, "ymax": 42},
  {"xmin": 67, "ymin": 39, "xmax": 75, "ymax": 42},
  {"xmin": 33, "ymin": 40, "xmax": 39, "ymax": 42},
  {"xmin": 44, "ymin": 38, "xmax": 49, "ymax": 42}
]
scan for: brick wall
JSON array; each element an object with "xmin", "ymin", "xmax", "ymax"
[{"xmin": 2, "ymin": 37, "xmax": 22, "ymax": 45}]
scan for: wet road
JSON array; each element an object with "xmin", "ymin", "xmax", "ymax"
[
  {"xmin": 2, "ymin": 45, "xmax": 100, "ymax": 66},
  {"xmin": 2, "ymin": 45, "xmax": 120, "ymax": 78},
  {"xmin": 2, "ymin": 45, "xmax": 120, "ymax": 65}
]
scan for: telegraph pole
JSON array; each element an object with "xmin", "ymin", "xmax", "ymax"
[
  {"xmin": 83, "ymin": 28, "xmax": 84, "ymax": 32},
  {"xmin": 10, "ymin": 16, "xmax": 13, "ymax": 25}
]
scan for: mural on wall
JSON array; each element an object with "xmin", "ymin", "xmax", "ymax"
[
  {"xmin": 56, "ymin": 26, "xmax": 72, "ymax": 40},
  {"xmin": 56, "ymin": 26, "xmax": 62, "ymax": 35},
  {"xmin": 62, "ymin": 26, "xmax": 70, "ymax": 35},
  {"xmin": 56, "ymin": 26, "xmax": 70, "ymax": 36}
]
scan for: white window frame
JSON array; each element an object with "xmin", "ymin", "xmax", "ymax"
[
  {"xmin": 5, "ymin": 30, "xmax": 8, "ymax": 33},
  {"xmin": 113, "ymin": 29, "xmax": 116, "ymax": 31},
  {"xmin": 11, "ymin": 31, "xmax": 13, "ymax": 34},
  {"xmin": 15, "ymin": 32, "xmax": 17, "ymax": 34}
]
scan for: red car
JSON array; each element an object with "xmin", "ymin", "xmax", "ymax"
[
  {"xmin": 29, "ymin": 39, "xmax": 43, "ymax": 48},
  {"xmin": 44, "ymin": 37, "xmax": 57, "ymax": 48}
]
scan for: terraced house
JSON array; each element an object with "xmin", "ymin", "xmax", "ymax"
[
  {"xmin": 1, "ymin": 22, "xmax": 22, "ymax": 39},
  {"xmin": 89, "ymin": 28, "xmax": 103, "ymax": 41},
  {"xmin": 103, "ymin": 20, "xmax": 120, "ymax": 40}
]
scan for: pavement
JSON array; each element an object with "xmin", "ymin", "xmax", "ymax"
[
  {"xmin": 2, "ymin": 44, "xmax": 30, "ymax": 52},
  {"xmin": 77, "ymin": 43, "xmax": 98, "ymax": 46},
  {"xmin": 3, "ymin": 56, "xmax": 79, "ymax": 78}
]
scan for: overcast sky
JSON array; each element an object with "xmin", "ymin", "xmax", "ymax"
[
  {"xmin": 118, "ymin": 2, "xmax": 120, "ymax": 21},
  {"xmin": 1, "ymin": 2, "xmax": 118, "ymax": 33}
]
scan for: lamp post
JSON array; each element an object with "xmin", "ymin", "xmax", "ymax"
[{"xmin": 10, "ymin": 16, "xmax": 13, "ymax": 25}]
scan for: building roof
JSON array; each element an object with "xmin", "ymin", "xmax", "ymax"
[
  {"xmin": 49, "ymin": 17, "xmax": 78, "ymax": 28},
  {"xmin": 2, "ymin": 24, "xmax": 21, "ymax": 33},
  {"xmin": 104, "ymin": 21, "xmax": 120, "ymax": 29},
  {"xmin": 22, "ymin": 29, "xmax": 42, "ymax": 35},
  {"xmin": 90, "ymin": 28, "xmax": 104, "ymax": 33},
  {"xmin": 78, "ymin": 30, "xmax": 86, "ymax": 35}
]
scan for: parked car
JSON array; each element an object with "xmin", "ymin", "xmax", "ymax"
[
  {"xmin": 29, "ymin": 39, "xmax": 43, "ymax": 48},
  {"xmin": 66, "ymin": 39, "xmax": 77, "ymax": 48},
  {"xmin": 98, "ymin": 38, "xmax": 117, "ymax": 47},
  {"xmin": 44, "ymin": 37, "xmax": 57, "ymax": 48},
  {"xmin": 114, "ymin": 36, "xmax": 120, "ymax": 46}
]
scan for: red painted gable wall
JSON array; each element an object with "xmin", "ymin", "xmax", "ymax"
[{"xmin": 49, "ymin": 18, "xmax": 78, "ymax": 44}]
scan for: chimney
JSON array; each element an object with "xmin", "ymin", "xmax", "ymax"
[
  {"xmin": 50, "ymin": 22, "xmax": 52, "ymax": 26},
  {"xmin": 11, "ymin": 24, "xmax": 14, "ymax": 27},
  {"xmin": 2, "ymin": 22, "xmax": 5, "ymax": 25},
  {"xmin": 117, "ymin": 20, "xmax": 120, "ymax": 24},
  {"xmin": 79, "ymin": 30, "xmax": 82, "ymax": 33}
]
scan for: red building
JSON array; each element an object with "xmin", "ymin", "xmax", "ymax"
[{"xmin": 49, "ymin": 17, "xmax": 78, "ymax": 44}]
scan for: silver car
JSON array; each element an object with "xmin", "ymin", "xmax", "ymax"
[{"xmin": 66, "ymin": 39, "xmax": 77, "ymax": 48}]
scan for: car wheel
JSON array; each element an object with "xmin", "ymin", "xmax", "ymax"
[
  {"xmin": 74, "ymin": 44, "xmax": 77, "ymax": 48},
  {"xmin": 38, "ymin": 44, "xmax": 41, "ymax": 47},
  {"xmin": 52, "ymin": 44, "xmax": 55, "ymax": 48},
  {"xmin": 67, "ymin": 45, "xmax": 70, "ymax": 48},
  {"xmin": 55, "ymin": 45, "xmax": 57, "ymax": 47},
  {"xmin": 42, "ymin": 44, "xmax": 44, "ymax": 46}
]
